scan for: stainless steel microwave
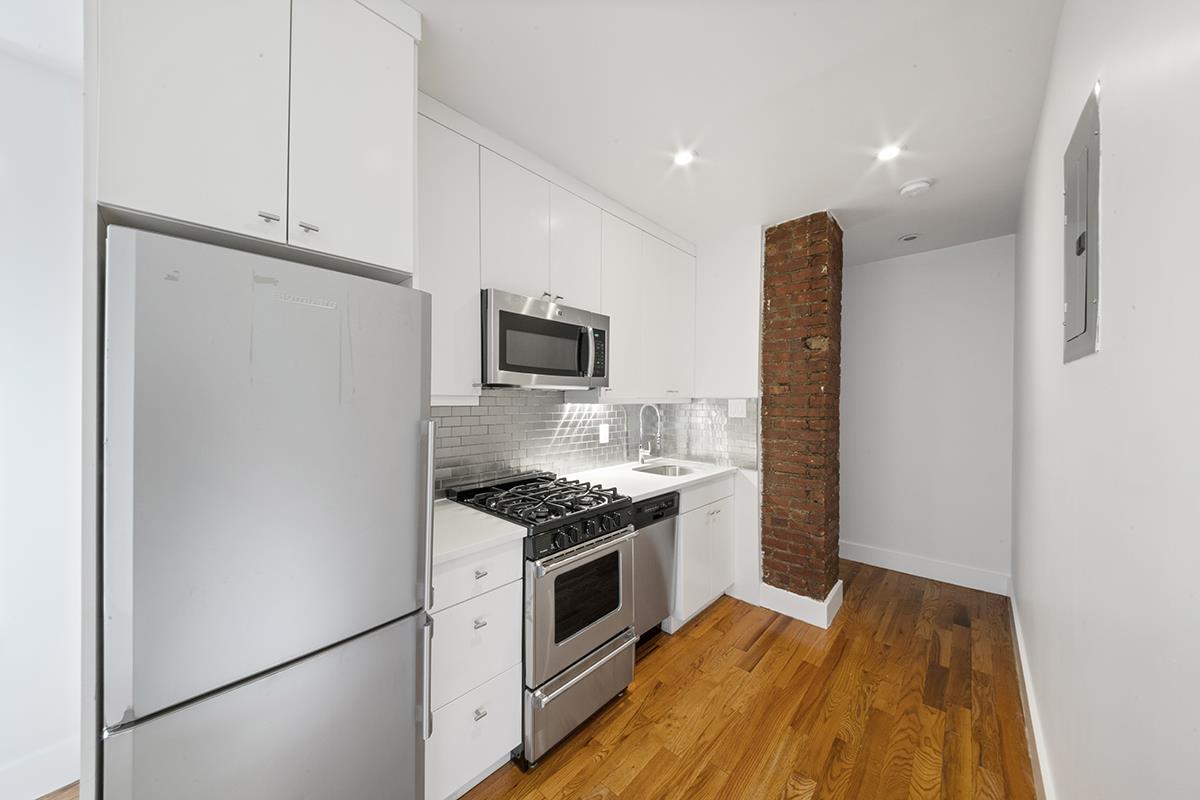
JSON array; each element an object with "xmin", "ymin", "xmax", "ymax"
[{"xmin": 482, "ymin": 288, "xmax": 609, "ymax": 390}]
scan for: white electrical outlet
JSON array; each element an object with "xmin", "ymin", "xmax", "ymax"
[{"xmin": 598, "ymin": 423, "xmax": 610, "ymax": 444}]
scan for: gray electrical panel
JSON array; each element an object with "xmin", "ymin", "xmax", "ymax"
[{"xmin": 1064, "ymin": 89, "xmax": 1100, "ymax": 362}]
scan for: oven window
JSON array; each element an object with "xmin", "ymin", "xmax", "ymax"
[
  {"xmin": 499, "ymin": 310, "xmax": 583, "ymax": 377},
  {"xmin": 554, "ymin": 552, "xmax": 620, "ymax": 644}
]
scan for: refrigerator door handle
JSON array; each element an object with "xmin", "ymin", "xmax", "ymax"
[
  {"xmin": 422, "ymin": 615, "xmax": 434, "ymax": 740},
  {"xmin": 423, "ymin": 419, "xmax": 436, "ymax": 612}
]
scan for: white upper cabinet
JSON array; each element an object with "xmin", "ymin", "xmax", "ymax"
[
  {"xmin": 98, "ymin": 0, "xmax": 292, "ymax": 242},
  {"xmin": 549, "ymin": 186, "xmax": 602, "ymax": 310},
  {"xmin": 288, "ymin": 0, "xmax": 416, "ymax": 270},
  {"xmin": 97, "ymin": 0, "xmax": 418, "ymax": 271},
  {"xmin": 417, "ymin": 116, "xmax": 481, "ymax": 402},
  {"xmin": 480, "ymin": 150, "xmax": 550, "ymax": 298},
  {"xmin": 599, "ymin": 213, "xmax": 646, "ymax": 400},
  {"xmin": 642, "ymin": 234, "xmax": 696, "ymax": 398}
]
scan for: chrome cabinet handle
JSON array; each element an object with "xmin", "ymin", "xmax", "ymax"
[
  {"xmin": 297, "ymin": 221, "xmax": 320, "ymax": 233},
  {"xmin": 554, "ymin": 295, "xmax": 564, "ymax": 302},
  {"xmin": 474, "ymin": 569, "xmax": 488, "ymax": 580},
  {"xmin": 473, "ymin": 617, "xmax": 488, "ymax": 630},
  {"xmin": 666, "ymin": 389, "xmax": 680, "ymax": 395},
  {"xmin": 473, "ymin": 708, "xmax": 488, "ymax": 722},
  {"xmin": 257, "ymin": 211, "xmax": 280, "ymax": 223},
  {"xmin": 541, "ymin": 291, "xmax": 552, "ymax": 299},
  {"xmin": 533, "ymin": 631, "xmax": 638, "ymax": 709}
]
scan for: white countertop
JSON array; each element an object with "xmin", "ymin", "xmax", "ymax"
[
  {"xmin": 431, "ymin": 498, "xmax": 525, "ymax": 566},
  {"xmin": 565, "ymin": 459, "xmax": 739, "ymax": 502}
]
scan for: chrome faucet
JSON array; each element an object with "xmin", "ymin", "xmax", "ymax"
[{"xmin": 638, "ymin": 404, "xmax": 662, "ymax": 464}]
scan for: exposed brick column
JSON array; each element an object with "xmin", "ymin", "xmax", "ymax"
[{"xmin": 760, "ymin": 211, "xmax": 843, "ymax": 600}]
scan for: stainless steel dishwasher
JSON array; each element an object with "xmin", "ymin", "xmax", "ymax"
[{"xmin": 632, "ymin": 492, "xmax": 679, "ymax": 636}]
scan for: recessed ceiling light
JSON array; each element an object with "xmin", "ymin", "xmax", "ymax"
[
  {"xmin": 898, "ymin": 233, "xmax": 920, "ymax": 242},
  {"xmin": 673, "ymin": 149, "xmax": 696, "ymax": 167},
  {"xmin": 899, "ymin": 178, "xmax": 934, "ymax": 199},
  {"xmin": 876, "ymin": 144, "xmax": 903, "ymax": 161}
]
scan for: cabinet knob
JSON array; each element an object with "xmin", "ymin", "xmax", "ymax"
[
  {"xmin": 474, "ymin": 568, "xmax": 488, "ymax": 580},
  {"xmin": 257, "ymin": 211, "xmax": 280, "ymax": 223},
  {"xmin": 473, "ymin": 617, "xmax": 488, "ymax": 629},
  {"xmin": 473, "ymin": 708, "xmax": 488, "ymax": 722},
  {"xmin": 297, "ymin": 221, "xmax": 320, "ymax": 233}
]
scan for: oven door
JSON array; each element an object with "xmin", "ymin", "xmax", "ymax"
[
  {"xmin": 525, "ymin": 527, "xmax": 636, "ymax": 688},
  {"xmin": 484, "ymin": 288, "xmax": 609, "ymax": 389}
]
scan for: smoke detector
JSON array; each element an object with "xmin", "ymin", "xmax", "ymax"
[{"xmin": 899, "ymin": 178, "xmax": 934, "ymax": 199}]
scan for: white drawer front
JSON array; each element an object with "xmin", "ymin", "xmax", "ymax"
[
  {"xmin": 431, "ymin": 538, "xmax": 523, "ymax": 613},
  {"xmin": 431, "ymin": 580, "xmax": 522, "ymax": 710},
  {"xmin": 426, "ymin": 664, "xmax": 521, "ymax": 800},
  {"xmin": 678, "ymin": 475, "xmax": 735, "ymax": 514}
]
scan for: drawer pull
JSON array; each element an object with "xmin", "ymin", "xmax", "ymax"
[
  {"xmin": 474, "ymin": 569, "xmax": 489, "ymax": 580},
  {"xmin": 473, "ymin": 708, "xmax": 488, "ymax": 722},
  {"xmin": 473, "ymin": 618, "xmax": 488, "ymax": 630}
]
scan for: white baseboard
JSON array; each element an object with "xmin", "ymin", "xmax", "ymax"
[
  {"xmin": 839, "ymin": 539, "xmax": 1011, "ymax": 596},
  {"xmin": 0, "ymin": 735, "xmax": 79, "ymax": 800},
  {"xmin": 1010, "ymin": 596, "xmax": 1056, "ymax": 800},
  {"xmin": 759, "ymin": 579, "xmax": 843, "ymax": 628}
]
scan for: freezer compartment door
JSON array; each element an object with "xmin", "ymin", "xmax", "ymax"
[
  {"xmin": 103, "ymin": 614, "xmax": 422, "ymax": 800},
  {"xmin": 103, "ymin": 226, "xmax": 431, "ymax": 727}
]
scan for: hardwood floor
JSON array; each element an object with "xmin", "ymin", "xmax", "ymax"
[
  {"xmin": 467, "ymin": 561, "xmax": 1036, "ymax": 800},
  {"xmin": 36, "ymin": 784, "xmax": 78, "ymax": 800},
  {"xmin": 45, "ymin": 562, "xmax": 1036, "ymax": 800}
]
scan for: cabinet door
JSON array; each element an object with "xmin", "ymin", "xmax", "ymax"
[
  {"xmin": 288, "ymin": 0, "xmax": 416, "ymax": 270},
  {"xmin": 600, "ymin": 213, "xmax": 647, "ymax": 400},
  {"xmin": 97, "ymin": 0, "xmax": 290, "ymax": 241},
  {"xmin": 642, "ymin": 235, "xmax": 696, "ymax": 398},
  {"xmin": 417, "ymin": 117, "xmax": 481, "ymax": 401},
  {"xmin": 674, "ymin": 506, "xmax": 711, "ymax": 622},
  {"xmin": 480, "ymin": 149, "xmax": 550, "ymax": 298},
  {"xmin": 549, "ymin": 186, "xmax": 602, "ymax": 310},
  {"xmin": 707, "ymin": 496, "xmax": 735, "ymax": 597}
]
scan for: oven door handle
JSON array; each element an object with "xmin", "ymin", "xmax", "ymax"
[
  {"xmin": 534, "ymin": 526, "xmax": 637, "ymax": 577},
  {"xmin": 532, "ymin": 630, "xmax": 638, "ymax": 709}
]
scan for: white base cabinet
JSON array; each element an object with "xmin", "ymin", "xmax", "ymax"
[
  {"xmin": 426, "ymin": 539, "xmax": 522, "ymax": 800},
  {"xmin": 426, "ymin": 665, "xmax": 521, "ymax": 800},
  {"xmin": 668, "ymin": 481, "xmax": 735, "ymax": 630}
]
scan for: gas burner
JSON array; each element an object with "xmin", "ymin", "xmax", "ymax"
[{"xmin": 447, "ymin": 472, "xmax": 633, "ymax": 555}]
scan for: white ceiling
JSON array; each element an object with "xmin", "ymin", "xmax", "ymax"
[{"xmin": 408, "ymin": 0, "xmax": 1063, "ymax": 265}]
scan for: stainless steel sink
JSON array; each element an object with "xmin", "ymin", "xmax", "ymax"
[{"xmin": 633, "ymin": 464, "xmax": 695, "ymax": 477}]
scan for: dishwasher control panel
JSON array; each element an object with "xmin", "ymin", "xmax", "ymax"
[{"xmin": 631, "ymin": 492, "xmax": 679, "ymax": 528}]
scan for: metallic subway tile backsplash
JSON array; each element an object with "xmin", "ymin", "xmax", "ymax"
[{"xmin": 432, "ymin": 390, "xmax": 760, "ymax": 492}]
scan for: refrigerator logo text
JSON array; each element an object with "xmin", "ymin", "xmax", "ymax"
[{"xmin": 276, "ymin": 291, "xmax": 337, "ymax": 310}]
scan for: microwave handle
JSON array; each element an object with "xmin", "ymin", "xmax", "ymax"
[
  {"xmin": 578, "ymin": 326, "xmax": 595, "ymax": 378},
  {"xmin": 586, "ymin": 326, "xmax": 596, "ymax": 378}
]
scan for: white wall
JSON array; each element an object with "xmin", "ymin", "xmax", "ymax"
[
  {"xmin": 1012, "ymin": 1, "xmax": 1200, "ymax": 797},
  {"xmin": 841, "ymin": 236, "xmax": 1015, "ymax": 594},
  {"xmin": 0, "ymin": 47, "xmax": 83, "ymax": 799},
  {"xmin": 693, "ymin": 225, "xmax": 762, "ymax": 399}
]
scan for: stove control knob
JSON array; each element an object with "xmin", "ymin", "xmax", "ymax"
[
  {"xmin": 584, "ymin": 519, "xmax": 600, "ymax": 539},
  {"xmin": 599, "ymin": 513, "xmax": 616, "ymax": 533},
  {"xmin": 553, "ymin": 530, "xmax": 571, "ymax": 550}
]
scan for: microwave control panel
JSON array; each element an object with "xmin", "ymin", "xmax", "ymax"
[{"xmin": 592, "ymin": 329, "xmax": 607, "ymax": 377}]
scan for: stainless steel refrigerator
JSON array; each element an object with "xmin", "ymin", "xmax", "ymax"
[{"xmin": 100, "ymin": 226, "xmax": 432, "ymax": 799}]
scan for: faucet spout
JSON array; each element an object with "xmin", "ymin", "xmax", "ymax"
[{"xmin": 638, "ymin": 404, "xmax": 662, "ymax": 464}]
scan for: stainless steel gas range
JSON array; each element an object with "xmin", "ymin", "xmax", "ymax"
[{"xmin": 447, "ymin": 473, "xmax": 637, "ymax": 766}]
